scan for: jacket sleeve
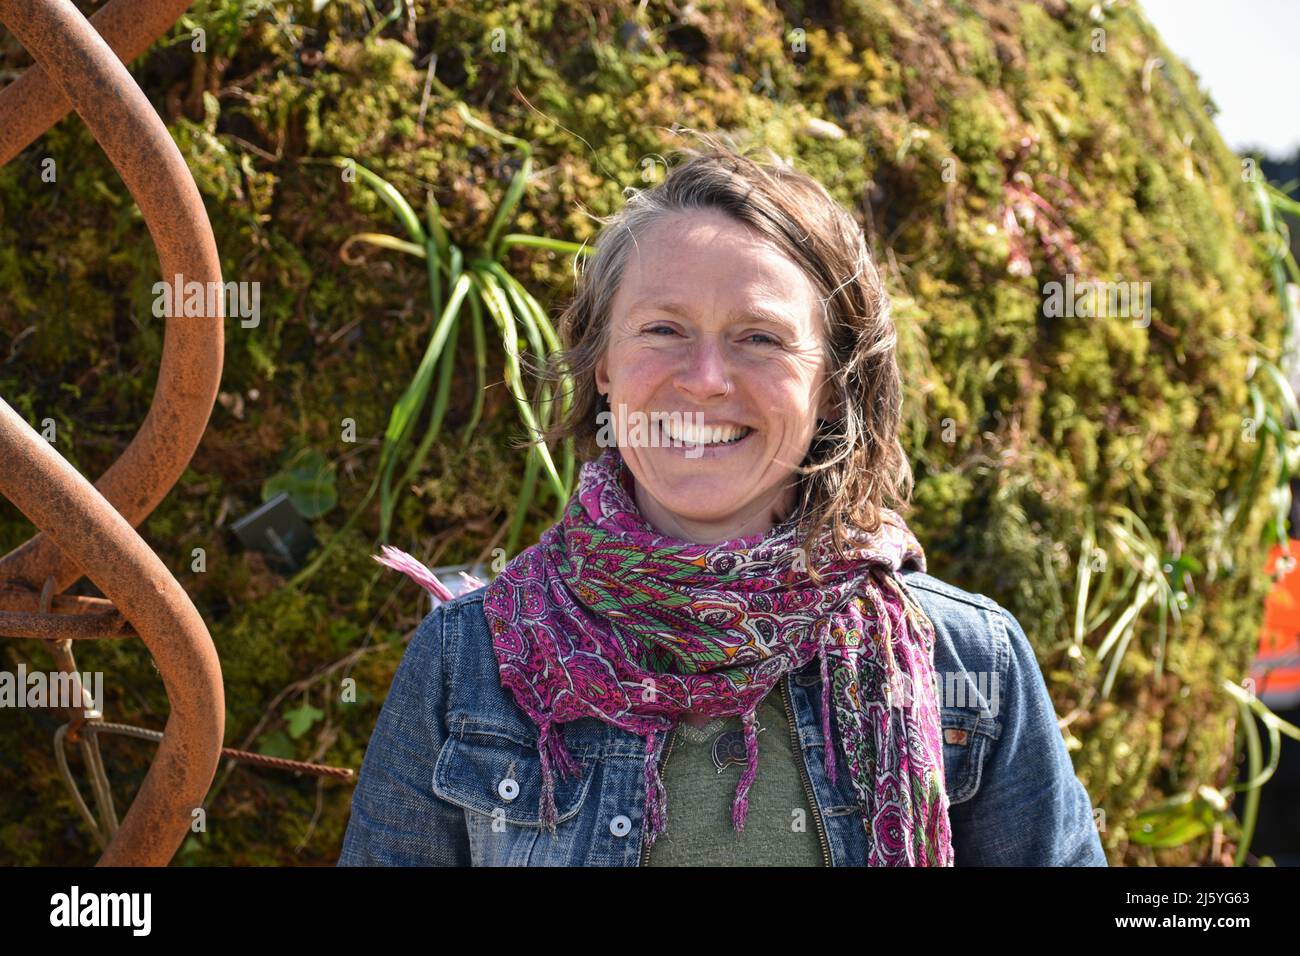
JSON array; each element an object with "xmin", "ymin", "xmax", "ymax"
[
  {"xmin": 949, "ymin": 606, "xmax": 1108, "ymax": 866},
  {"xmin": 337, "ymin": 603, "xmax": 471, "ymax": 866}
]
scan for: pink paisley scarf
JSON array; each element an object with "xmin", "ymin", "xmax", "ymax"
[{"xmin": 468, "ymin": 446, "xmax": 953, "ymax": 866}]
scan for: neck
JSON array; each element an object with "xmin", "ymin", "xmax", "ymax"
[{"xmin": 632, "ymin": 478, "xmax": 799, "ymax": 546}]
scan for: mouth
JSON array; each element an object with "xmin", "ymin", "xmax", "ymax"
[{"xmin": 656, "ymin": 419, "xmax": 755, "ymax": 454}]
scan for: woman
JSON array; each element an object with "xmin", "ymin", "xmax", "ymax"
[{"xmin": 338, "ymin": 136, "xmax": 1107, "ymax": 867}]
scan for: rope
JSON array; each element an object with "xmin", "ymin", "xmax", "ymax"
[
  {"xmin": 52, "ymin": 723, "xmax": 107, "ymax": 852},
  {"xmin": 84, "ymin": 721, "xmax": 355, "ymax": 779}
]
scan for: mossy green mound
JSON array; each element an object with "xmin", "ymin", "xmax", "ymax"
[{"xmin": 0, "ymin": 0, "xmax": 1286, "ymax": 864}]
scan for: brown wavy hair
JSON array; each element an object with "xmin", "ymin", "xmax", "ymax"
[{"xmin": 528, "ymin": 130, "xmax": 912, "ymax": 584}]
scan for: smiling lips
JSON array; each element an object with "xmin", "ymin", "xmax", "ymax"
[{"xmin": 658, "ymin": 417, "xmax": 754, "ymax": 446}]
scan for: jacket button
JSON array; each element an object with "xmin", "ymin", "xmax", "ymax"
[
  {"xmin": 497, "ymin": 777, "xmax": 519, "ymax": 801},
  {"xmin": 609, "ymin": 814, "xmax": 632, "ymax": 837}
]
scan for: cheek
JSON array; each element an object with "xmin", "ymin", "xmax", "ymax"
[
  {"xmin": 761, "ymin": 367, "xmax": 823, "ymax": 416},
  {"xmin": 608, "ymin": 348, "xmax": 673, "ymax": 393}
]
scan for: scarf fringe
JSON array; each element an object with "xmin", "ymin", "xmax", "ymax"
[
  {"xmin": 817, "ymin": 619, "xmax": 838, "ymax": 786},
  {"xmin": 864, "ymin": 581, "xmax": 907, "ymax": 710},
  {"xmin": 730, "ymin": 705, "xmax": 761, "ymax": 831},
  {"xmin": 643, "ymin": 731, "xmax": 667, "ymax": 846},
  {"xmin": 537, "ymin": 720, "xmax": 581, "ymax": 833}
]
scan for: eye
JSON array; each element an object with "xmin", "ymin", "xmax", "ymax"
[
  {"xmin": 745, "ymin": 332, "xmax": 780, "ymax": 346},
  {"xmin": 644, "ymin": 324, "xmax": 677, "ymax": 336}
]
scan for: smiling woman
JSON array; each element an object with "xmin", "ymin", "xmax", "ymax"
[
  {"xmin": 338, "ymin": 132, "xmax": 1107, "ymax": 868},
  {"xmin": 592, "ymin": 207, "xmax": 832, "ymax": 545},
  {"xmin": 535, "ymin": 135, "xmax": 909, "ymax": 572}
]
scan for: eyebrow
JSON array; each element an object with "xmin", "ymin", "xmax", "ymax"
[{"xmin": 626, "ymin": 299, "xmax": 801, "ymax": 332}]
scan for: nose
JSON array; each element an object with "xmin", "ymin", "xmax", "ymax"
[{"xmin": 673, "ymin": 334, "xmax": 733, "ymax": 400}]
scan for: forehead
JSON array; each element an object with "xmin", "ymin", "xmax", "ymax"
[{"xmin": 613, "ymin": 210, "xmax": 821, "ymax": 328}]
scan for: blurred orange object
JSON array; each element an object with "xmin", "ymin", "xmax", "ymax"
[{"xmin": 1252, "ymin": 544, "xmax": 1300, "ymax": 709}]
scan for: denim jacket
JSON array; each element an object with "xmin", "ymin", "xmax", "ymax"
[{"xmin": 338, "ymin": 569, "xmax": 1108, "ymax": 866}]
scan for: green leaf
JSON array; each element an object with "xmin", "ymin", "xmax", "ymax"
[
  {"xmin": 326, "ymin": 618, "xmax": 362, "ymax": 653},
  {"xmin": 335, "ymin": 157, "xmax": 425, "ymax": 246},
  {"xmin": 391, "ymin": 310, "xmax": 460, "ymax": 525},
  {"xmin": 471, "ymin": 268, "xmax": 567, "ymax": 500},
  {"xmin": 460, "ymin": 288, "xmax": 488, "ymax": 448},
  {"xmin": 284, "ymin": 703, "xmax": 325, "ymax": 740},
  {"xmin": 377, "ymin": 272, "xmax": 472, "ymax": 539},
  {"xmin": 1260, "ymin": 359, "xmax": 1300, "ymax": 428},
  {"xmin": 1129, "ymin": 793, "xmax": 1219, "ymax": 847},
  {"xmin": 499, "ymin": 233, "xmax": 593, "ymax": 257},
  {"xmin": 505, "ymin": 445, "xmax": 541, "ymax": 558},
  {"xmin": 263, "ymin": 449, "xmax": 337, "ymax": 519},
  {"xmin": 177, "ymin": 835, "xmax": 204, "ymax": 866},
  {"xmin": 425, "ymin": 189, "xmax": 450, "ymax": 261},
  {"xmin": 340, "ymin": 232, "xmax": 427, "ymax": 260},
  {"xmin": 256, "ymin": 729, "xmax": 296, "ymax": 759}
]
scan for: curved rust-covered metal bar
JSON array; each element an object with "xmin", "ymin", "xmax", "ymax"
[
  {"xmin": 0, "ymin": 403, "xmax": 224, "ymax": 865},
  {"xmin": 0, "ymin": 0, "xmax": 193, "ymax": 166},
  {"xmin": 0, "ymin": 0, "xmax": 224, "ymax": 865},
  {"xmin": 0, "ymin": 0, "xmax": 224, "ymax": 596}
]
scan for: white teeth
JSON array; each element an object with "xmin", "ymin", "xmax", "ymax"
[{"xmin": 661, "ymin": 420, "xmax": 751, "ymax": 444}]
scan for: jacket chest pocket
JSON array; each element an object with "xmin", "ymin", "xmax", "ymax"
[
  {"xmin": 940, "ymin": 706, "xmax": 999, "ymax": 805},
  {"xmin": 431, "ymin": 730, "xmax": 597, "ymax": 865}
]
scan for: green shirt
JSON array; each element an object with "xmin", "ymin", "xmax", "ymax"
[{"xmin": 645, "ymin": 680, "xmax": 826, "ymax": 866}]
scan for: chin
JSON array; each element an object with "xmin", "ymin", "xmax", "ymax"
[
  {"xmin": 645, "ymin": 481, "xmax": 752, "ymax": 518},
  {"xmin": 659, "ymin": 499, "xmax": 746, "ymax": 523}
]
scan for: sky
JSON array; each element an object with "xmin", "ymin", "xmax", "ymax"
[{"xmin": 1140, "ymin": 0, "xmax": 1300, "ymax": 157}]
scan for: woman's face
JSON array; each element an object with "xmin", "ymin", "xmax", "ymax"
[{"xmin": 595, "ymin": 208, "xmax": 833, "ymax": 545}]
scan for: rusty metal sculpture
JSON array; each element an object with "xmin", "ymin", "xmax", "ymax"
[
  {"xmin": 0, "ymin": 0, "xmax": 226, "ymax": 866},
  {"xmin": 2, "ymin": 0, "xmax": 353, "ymax": 866}
]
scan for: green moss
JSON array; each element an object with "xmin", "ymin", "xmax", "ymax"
[{"xmin": 0, "ymin": 0, "xmax": 1287, "ymax": 867}]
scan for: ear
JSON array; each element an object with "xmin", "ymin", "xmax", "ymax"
[
  {"xmin": 815, "ymin": 380, "xmax": 839, "ymax": 423},
  {"xmin": 595, "ymin": 353, "xmax": 610, "ymax": 398}
]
